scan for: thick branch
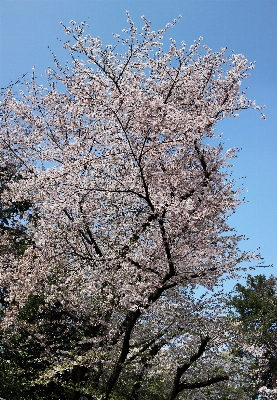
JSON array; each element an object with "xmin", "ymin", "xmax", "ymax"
[
  {"xmin": 178, "ymin": 374, "xmax": 229, "ymax": 391},
  {"xmin": 104, "ymin": 309, "xmax": 141, "ymax": 399},
  {"xmin": 159, "ymin": 217, "xmax": 175, "ymax": 282},
  {"xmin": 168, "ymin": 336, "xmax": 211, "ymax": 400}
]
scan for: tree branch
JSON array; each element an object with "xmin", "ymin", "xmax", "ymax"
[
  {"xmin": 178, "ymin": 374, "xmax": 229, "ymax": 391},
  {"xmin": 104, "ymin": 309, "xmax": 141, "ymax": 399},
  {"xmin": 168, "ymin": 335, "xmax": 212, "ymax": 400}
]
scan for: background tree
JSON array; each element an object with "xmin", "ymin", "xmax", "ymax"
[
  {"xmin": 0, "ymin": 162, "xmax": 33, "ymax": 255},
  {"xmin": 0, "ymin": 13, "xmax": 262, "ymax": 399},
  {"xmin": 229, "ymin": 274, "xmax": 277, "ymax": 399},
  {"xmin": 0, "ymin": 161, "xmax": 37, "ymax": 398}
]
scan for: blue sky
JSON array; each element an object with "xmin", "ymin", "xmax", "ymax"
[{"xmin": 1, "ymin": 0, "xmax": 276, "ymax": 288}]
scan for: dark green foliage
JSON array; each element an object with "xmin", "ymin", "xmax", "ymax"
[
  {"xmin": 0, "ymin": 163, "xmax": 34, "ymax": 315},
  {"xmin": 0, "ymin": 294, "xmax": 95, "ymax": 399},
  {"xmin": 229, "ymin": 274, "xmax": 277, "ymax": 395},
  {"xmin": 0, "ymin": 163, "xmax": 33, "ymax": 256}
]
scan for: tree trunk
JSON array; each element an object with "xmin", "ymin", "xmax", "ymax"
[{"xmin": 272, "ymin": 366, "xmax": 276, "ymax": 389}]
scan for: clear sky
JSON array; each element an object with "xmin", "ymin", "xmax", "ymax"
[{"xmin": 1, "ymin": 0, "xmax": 276, "ymax": 288}]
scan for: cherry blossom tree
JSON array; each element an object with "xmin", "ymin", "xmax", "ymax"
[{"xmin": 0, "ymin": 13, "xmax": 263, "ymax": 399}]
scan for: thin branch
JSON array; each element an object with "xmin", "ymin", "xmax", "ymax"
[
  {"xmin": 63, "ymin": 208, "xmax": 103, "ymax": 257},
  {"xmin": 164, "ymin": 63, "xmax": 181, "ymax": 104},
  {"xmin": 0, "ymin": 72, "xmax": 28, "ymax": 90}
]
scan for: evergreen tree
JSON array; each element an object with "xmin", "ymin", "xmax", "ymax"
[
  {"xmin": 0, "ymin": 163, "xmax": 33, "ymax": 256},
  {"xmin": 230, "ymin": 274, "xmax": 277, "ymax": 397}
]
